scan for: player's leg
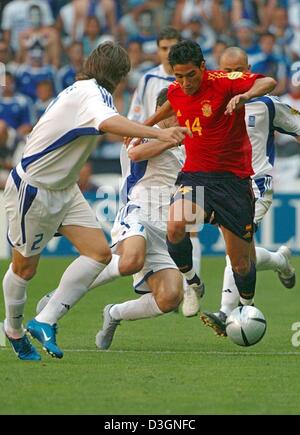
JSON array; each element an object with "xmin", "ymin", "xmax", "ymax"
[
  {"xmin": 2, "ymin": 171, "xmax": 56, "ymax": 360},
  {"xmin": 96, "ymin": 268, "xmax": 183, "ymax": 350},
  {"xmin": 26, "ymin": 186, "xmax": 112, "ymax": 358},
  {"xmin": 167, "ymin": 196, "xmax": 205, "ymax": 316},
  {"xmin": 35, "ymin": 218, "xmax": 147, "ymax": 314},
  {"xmin": 91, "ymin": 234, "xmax": 147, "ymax": 287},
  {"xmin": 201, "ymin": 238, "xmax": 256, "ymax": 336},
  {"xmin": 253, "ymin": 181, "xmax": 295, "ymax": 288},
  {"xmin": 3, "ymin": 249, "xmax": 42, "ymax": 360},
  {"xmin": 167, "ymin": 195, "xmax": 204, "ymax": 280},
  {"xmin": 27, "ymin": 225, "xmax": 111, "ymax": 358},
  {"xmin": 110, "ymin": 268, "xmax": 182, "ymax": 320},
  {"xmin": 221, "ymin": 225, "xmax": 256, "ymax": 306},
  {"xmin": 190, "ymin": 231, "xmax": 201, "ymax": 276},
  {"xmin": 256, "ymin": 246, "xmax": 295, "ymax": 288},
  {"xmin": 182, "ymin": 230, "xmax": 203, "ymax": 317}
]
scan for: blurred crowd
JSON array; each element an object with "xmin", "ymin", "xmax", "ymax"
[{"xmin": 0, "ymin": 0, "xmax": 300, "ymax": 190}]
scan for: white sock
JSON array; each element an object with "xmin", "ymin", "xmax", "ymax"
[
  {"xmin": 110, "ymin": 293, "xmax": 163, "ymax": 320},
  {"xmin": 3, "ymin": 264, "xmax": 27, "ymax": 339},
  {"xmin": 256, "ymin": 247, "xmax": 285, "ymax": 271},
  {"xmin": 36, "ymin": 256, "xmax": 106, "ymax": 324},
  {"xmin": 220, "ymin": 256, "xmax": 239, "ymax": 316},
  {"xmin": 89, "ymin": 254, "xmax": 120, "ymax": 289},
  {"xmin": 184, "ymin": 268, "xmax": 198, "ymax": 281},
  {"xmin": 35, "ymin": 255, "xmax": 120, "ymax": 315},
  {"xmin": 183, "ymin": 278, "xmax": 189, "ymax": 294},
  {"xmin": 239, "ymin": 297, "xmax": 254, "ymax": 306},
  {"xmin": 191, "ymin": 236, "xmax": 201, "ymax": 275}
]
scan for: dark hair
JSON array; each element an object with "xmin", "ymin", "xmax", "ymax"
[
  {"xmin": 76, "ymin": 41, "xmax": 131, "ymax": 94},
  {"xmin": 168, "ymin": 40, "xmax": 204, "ymax": 68},
  {"xmin": 157, "ymin": 26, "xmax": 182, "ymax": 46},
  {"xmin": 156, "ymin": 87, "xmax": 168, "ymax": 109}
]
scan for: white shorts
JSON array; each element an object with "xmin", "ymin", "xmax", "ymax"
[
  {"xmin": 111, "ymin": 204, "xmax": 147, "ymax": 246},
  {"xmin": 4, "ymin": 168, "xmax": 101, "ymax": 257},
  {"xmin": 111, "ymin": 204, "xmax": 177, "ymax": 293},
  {"xmin": 252, "ymin": 176, "xmax": 273, "ymax": 226}
]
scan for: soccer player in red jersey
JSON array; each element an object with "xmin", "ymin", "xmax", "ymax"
[{"xmin": 145, "ymin": 40, "xmax": 277, "ymax": 309}]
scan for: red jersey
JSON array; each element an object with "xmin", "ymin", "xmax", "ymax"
[{"xmin": 168, "ymin": 70, "xmax": 263, "ymax": 178}]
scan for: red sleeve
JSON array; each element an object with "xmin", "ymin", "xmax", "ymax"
[{"xmin": 225, "ymin": 72, "xmax": 265, "ymax": 96}]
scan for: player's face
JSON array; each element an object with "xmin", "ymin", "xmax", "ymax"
[
  {"xmin": 219, "ymin": 56, "xmax": 249, "ymax": 73},
  {"xmin": 158, "ymin": 38, "xmax": 179, "ymax": 69},
  {"xmin": 173, "ymin": 62, "xmax": 205, "ymax": 95}
]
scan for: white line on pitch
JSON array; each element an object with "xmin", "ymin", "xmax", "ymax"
[
  {"xmin": 1, "ymin": 348, "xmax": 300, "ymax": 356},
  {"xmin": 65, "ymin": 349, "xmax": 300, "ymax": 356}
]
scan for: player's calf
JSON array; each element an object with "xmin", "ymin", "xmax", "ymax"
[{"xmin": 233, "ymin": 261, "xmax": 256, "ymax": 305}]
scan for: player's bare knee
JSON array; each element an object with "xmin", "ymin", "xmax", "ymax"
[
  {"xmin": 119, "ymin": 254, "xmax": 144, "ymax": 275},
  {"xmin": 92, "ymin": 248, "xmax": 112, "ymax": 265},
  {"xmin": 156, "ymin": 287, "xmax": 182, "ymax": 312},
  {"xmin": 13, "ymin": 264, "xmax": 37, "ymax": 281}
]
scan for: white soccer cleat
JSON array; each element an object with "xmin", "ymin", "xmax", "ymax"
[
  {"xmin": 182, "ymin": 282, "xmax": 205, "ymax": 317},
  {"xmin": 95, "ymin": 304, "xmax": 120, "ymax": 350},
  {"xmin": 182, "ymin": 287, "xmax": 200, "ymax": 317},
  {"xmin": 276, "ymin": 246, "xmax": 296, "ymax": 289}
]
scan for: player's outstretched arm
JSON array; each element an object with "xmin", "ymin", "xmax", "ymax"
[
  {"xmin": 225, "ymin": 77, "xmax": 277, "ymax": 115},
  {"xmin": 127, "ymin": 138, "xmax": 177, "ymax": 162},
  {"xmin": 144, "ymin": 100, "xmax": 175, "ymax": 127},
  {"xmin": 99, "ymin": 114, "xmax": 189, "ymax": 145},
  {"xmin": 124, "ymin": 101, "xmax": 176, "ymax": 147}
]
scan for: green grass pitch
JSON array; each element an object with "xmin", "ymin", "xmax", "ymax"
[{"xmin": 1, "ymin": 256, "xmax": 300, "ymax": 415}]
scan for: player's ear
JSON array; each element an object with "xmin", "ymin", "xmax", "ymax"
[{"xmin": 200, "ymin": 60, "xmax": 206, "ymax": 71}]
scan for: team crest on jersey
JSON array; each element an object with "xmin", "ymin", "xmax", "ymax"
[
  {"xmin": 201, "ymin": 101, "xmax": 212, "ymax": 117},
  {"xmin": 248, "ymin": 115, "xmax": 256, "ymax": 127},
  {"xmin": 291, "ymin": 107, "xmax": 300, "ymax": 115},
  {"xmin": 227, "ymin": 71, "xmax": 244, "ymax": 80}
]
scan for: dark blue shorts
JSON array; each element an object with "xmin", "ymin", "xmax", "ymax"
[{"xmin": 172, "ymin": 171, "xmax": 255, "ymax": 242}]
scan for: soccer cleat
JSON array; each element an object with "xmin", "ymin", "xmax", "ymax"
[
  {"xmin": 95, "ymin": 304, "xmax": 120, "ymax": 350},
  {"xmin": 182, "ymin": 287, "xmax": 200, "ymax": 317},
  {"xmin": 276, "ymin": 246, "xmax": 296, "ymax": 289},
  {"xmin": 26, "ymin": 319, "xmax": 63, "ymax": 359},
  {"xmin": 5, "ymin": 330, "xmax": 41, "ymax": 361},
  {"xmin": 182, "ymin": 275, "xmax": 205, "ymax": 317},
  {"xmin": 200, "ymin": 310, "xmax": 227, "ymax": 337},
  {"xmin": 36, "ymin": 291, "xmax": 55, "ymax": 315}
]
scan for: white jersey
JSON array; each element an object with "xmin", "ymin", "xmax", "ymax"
[
  {"xmin": 246, "ymin": 95, "xmax": 300, "ymax": 179},
  {"xmin": 16, "ymin": 79, "xmax": 118, "ymax": 190},
  {"xmin": 118, "ymin": 142, "xmax": 184, "ymax": 230},
  {"xmin": 127, "ymin": 64, "xmax": 174, "ymax": 122}
]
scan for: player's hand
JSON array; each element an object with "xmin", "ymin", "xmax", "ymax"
[
  {"xmin": 125, "ymin": 137, "xmax": 143, "ymax": 150},
  {"xmin": 124, "ymin": 136, "xmax": 142, "ymax": 148},
  {"xmin": 158, "ymin": 126, "xmax": 192, "ymax": 145},
  {"xmin": 225, "ymin": 94, "xmax": 249, "ymax": 115}
]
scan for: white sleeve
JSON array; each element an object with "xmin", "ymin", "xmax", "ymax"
[
  {"xmin": 127, "ymin": 76, "xmax": 146, "ymax": 122},
  {"xmin": 79, "ymin": 87, "xmax": 118, "ymax": 130},
  {"xmin": 273, "ymin": 99, "xmax": 300, "ymax": 137},
  {"xmin": 39, "ymin": 1, "xmax": 54, "ymax": 26}
]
